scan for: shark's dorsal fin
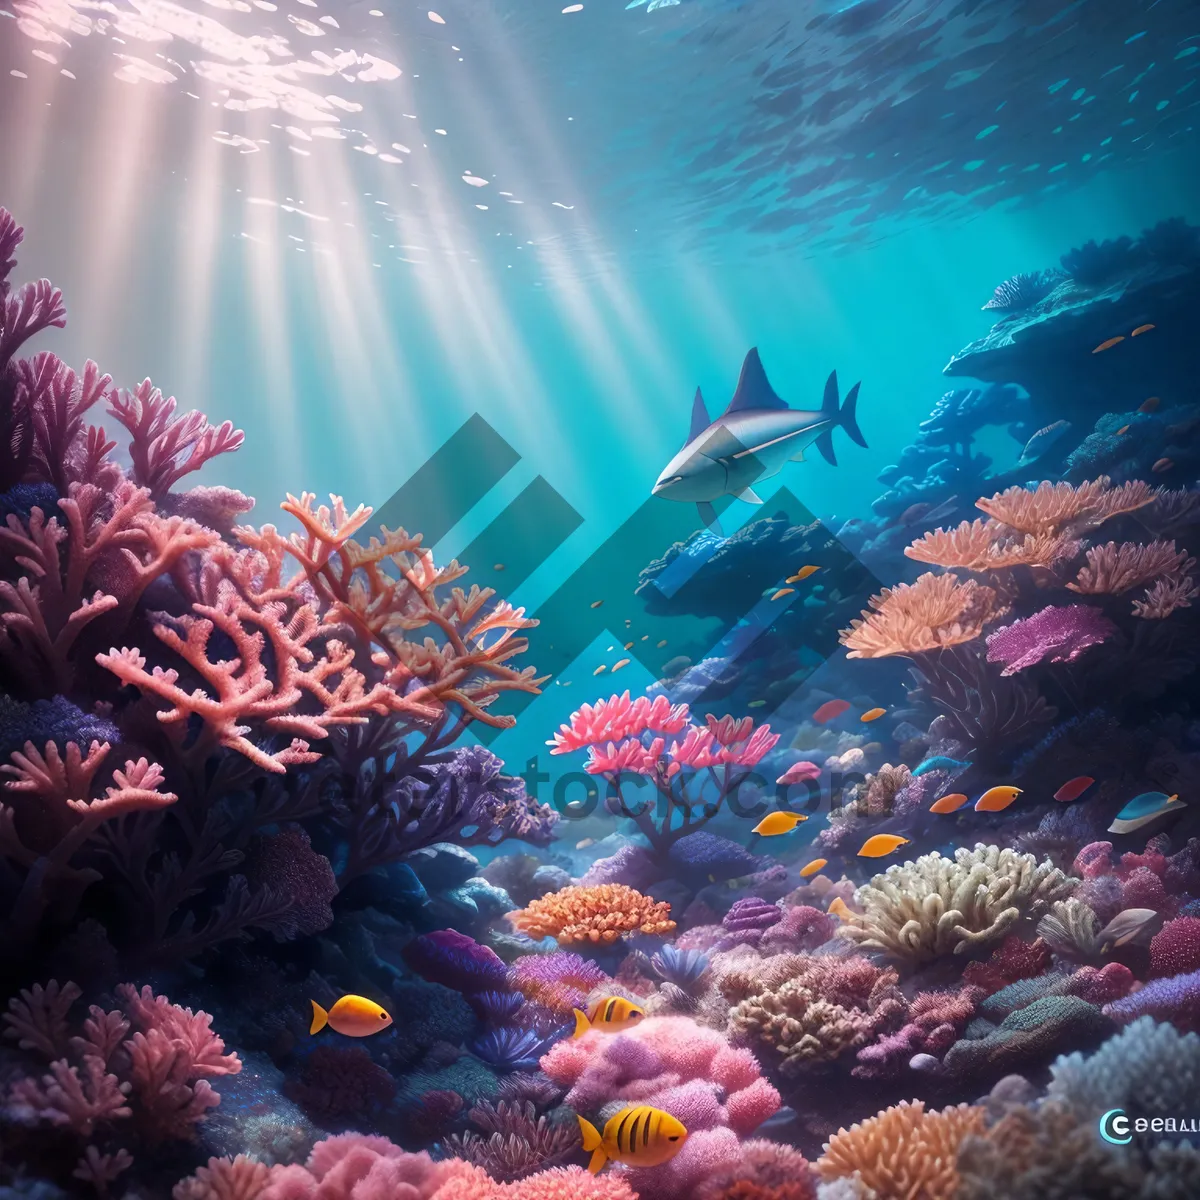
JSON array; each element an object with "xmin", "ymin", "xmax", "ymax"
[
  {"xmin": 685, "ymin": 387, "xmax": 711, "ymax": 448},
  {"xmin": 724, "ymin": 348, "xmax": 788, "ymax": 415}
]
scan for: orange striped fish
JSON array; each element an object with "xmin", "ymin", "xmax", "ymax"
[
  {"xmin": 573, "ymin": 997, "xmax": 645, "ymax": 1038},
  {"xmin": 578, "ymin": 1106, "xmax": 688, "ymax": 1173}
]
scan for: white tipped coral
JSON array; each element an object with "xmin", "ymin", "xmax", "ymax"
[{"xmin": 839, "ymin": 844, "xmax": 1077, "ymax": 963}]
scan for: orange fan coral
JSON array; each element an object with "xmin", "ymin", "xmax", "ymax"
[
  {"xmin": 507, "ymin": 884, "xmax": 675, "ymax": 945},
  {"xmin": 817, "ymin": 1099, "xmax": 985, "ymax": 1200},
  {"xmin": 838, "ymin": 573, "xmax": 1002, "ymax": 659},
  {"xmin": 905, "ymin": 520, "xmax": 1077, "ymax": 571},
  {"xmin": 1067, "ymin": 540, "xmax": 1192, "ymax": 596},
  {"xmin": 976, "ymin": 477, "xmax": 1155, "ymax": 535}
]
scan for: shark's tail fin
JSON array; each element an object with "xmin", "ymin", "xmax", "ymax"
[{"xmin": 815, "ymin": 372, "xmax": 867, "ymax": 466}]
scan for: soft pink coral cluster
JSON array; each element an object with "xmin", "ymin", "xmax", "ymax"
[
  {"xmin": 175, "ymin": 1134, "xmax": 636, "ymax": 1200},
  {"xmin": 539, "ymin": 1014, "xmax": 780, "ymax": 1199}
]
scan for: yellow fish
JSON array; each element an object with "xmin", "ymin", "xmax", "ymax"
[
  {"xmin": 827, "ymin": 896, "xmax": 853, "ymax": 921},
  {"xmin": 975, "ymin": 785, "xmax": 1022, "ymax": 813},
  {"xmin": 799, "ymin": 858, "xmax": 828, "ymax": 878},
  {"xmin": 858, "ymin": 834, "xmax": 910, "ymax": 858},
  {"xmin": 751, "ymin": 811, "xmax": 808, "ymax": 837},
  {"xmin": 1092, "ymin": 336, "xmax": 1125, "ymax": 353},
  {"xmin": 578, "ymin": 1105, "xmax": 688, "ymax": 1174},
  {"xmin": 310, "ymin": 995, "xmax": 393, "ymax": 1037},
  {"xmin": 860, "ymin": 707, "xmax": 886, "ymax": 722},
  {"xmin": 787, "ymin": 565, "xmax": 821, "ymax": 583},
  {"xmin": 770, "ymin": 588, "xmax": 795, "ymax": 601},
  {"xmin": 573, "ymin": 997, "xmax": 646, "ymax": 1038}
]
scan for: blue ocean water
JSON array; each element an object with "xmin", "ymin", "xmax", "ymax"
[{"xmin": 1, "ymin": 0, "xmax": 1200, "ymax": 1194}]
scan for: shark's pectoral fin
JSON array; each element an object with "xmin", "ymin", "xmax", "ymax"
[
  {"xmin": 698, "ymin": 502, "xmax": 723, "ymax": 535},
  {"xmin": 789, "ymin": 448, "xmax": 806, "ymax": 462},
  {"xmin": 736, "ymin": 486, "xmax": 764, "ymax": 504}
]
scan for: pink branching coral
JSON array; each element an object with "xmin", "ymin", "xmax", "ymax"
[
  {"xmin": 1133, "ymin": 573, "xmax": 1199, "ymax": 619},
  {"xmin": 540, "ymin": 1014, "xmax": 780, "ymax": 1199},
  {"xmin": 853, "ymin": 986, "xmax": 983, "ymax": 1079},
  {"xmin": 3, "ymin": 979, "xmax": 239, "ymax": 1154},
  {"xmin": 548, "ymin": 693, "xmax": 777, "ymax": 854},
  {"xmin": 0, "ymin": 204, "xmax": 550, "ymax": 965},
  {"xmin": 974, "ymin": 477, "xmax": 1156, "ymax": 534},
  {"xmin": 1067, "ymin": 540, "xmax": 1192, "ymax": 598}
]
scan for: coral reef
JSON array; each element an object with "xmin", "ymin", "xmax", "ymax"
[
  {"xmin": 507, "ymin": 884, "xmax": 676, "ymax": 947},
  {"xmin": 840, "ymin": 845, "xmax": 1076, "ymax": 963}
]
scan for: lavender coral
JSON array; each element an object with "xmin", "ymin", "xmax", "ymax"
[{"xmin": 985, "ymin": 605, "xmax": 1116, "ymax": 675}]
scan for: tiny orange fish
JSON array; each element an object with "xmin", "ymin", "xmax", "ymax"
[
  {"xmin": 1138, "ymin": 396, "xmax": 1160, "ymax": 413},
  {"xmin": 799, "ymin": 858, "xmax": 828, "ymax": 878},
  {"xmin": 771, "ymin": 588, "xmax": 796, "ymax": 600},
  {"xmin": 858, "ymin": 833, "xmax": 910, "ymax": 858},
  {"xmin": 1131, "ymin": 323, "xmax": 1155, "ymax": 336},
  {"xmin": 1116, "ymin": 424, "xmax": 1131, "ymax": 435},
  {"xmin": 593, "ymin": 665, "xmax": 607, "ymax": 675},
  {"xmin": 1092, "ymin": 336, "xmax": 1125, "ymax": 353},
  {"xmin": 590, "ymin": 600, "xmax": 603, "ymax": 609},
  {"xmin": 1152, "ymin": 458, "xmax": 1173, "ymax": 473},
  {"xmin": 1054, "ymin": 775, "xmax": 1095, "ymax": 803},
  {"xmin": 624, "ymin": 641, "xmax": 634, "ymax": 650},
  {"xmin": 813, "ymin": 699, "xmax": 852, "ymax": 724},
  {"xmin": 860, "ymin": 707, "xmax": 887, "ymax": 723},
  {"xmin": 827, "ymin": 897, "xmax": 853, "ymax": 921},
  {"xmin": 975, "ymin": 785, "xmax": 1022, "ymax": 812},
  {"xmin": 612, "ymin": 658, "xmax": 630, "ymax": 672},
  {"xmin": 929, "ymin": 792, "xmax": 969, "ymax": 814},
  {"xmin": 787, "ymin": 565, "xmax": 821, "ymax": 583}
]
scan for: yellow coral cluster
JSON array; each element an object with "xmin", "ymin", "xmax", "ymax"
[
  {"xmin": 506, "ymin": 884, "xmax": 675, "ymax": 945},
  {"xmin": 818, "ymin": 1100, "xmax": 986, "ymax": 1200}
]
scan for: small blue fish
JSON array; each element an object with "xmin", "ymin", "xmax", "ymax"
[
  {"xmin": 1108, "ymin": 791, "xmax": 1184, "ymax": 835},
  {"xmin": 912, "ymin": 756, "xmax": 971, "ymax": 778}
]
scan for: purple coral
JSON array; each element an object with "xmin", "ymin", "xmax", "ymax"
[
  {"xmin": 1103, "ymin": 969, "xmax": 1200, "ymax": 1032},
  {"xmin": 986, "ymin": 604, "xmax": 1117, "ymax": 675}
]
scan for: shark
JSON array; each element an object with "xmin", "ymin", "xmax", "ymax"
[{"xmin": 652, "ymin": 347, "xmax": 866, "ymax": 532}]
